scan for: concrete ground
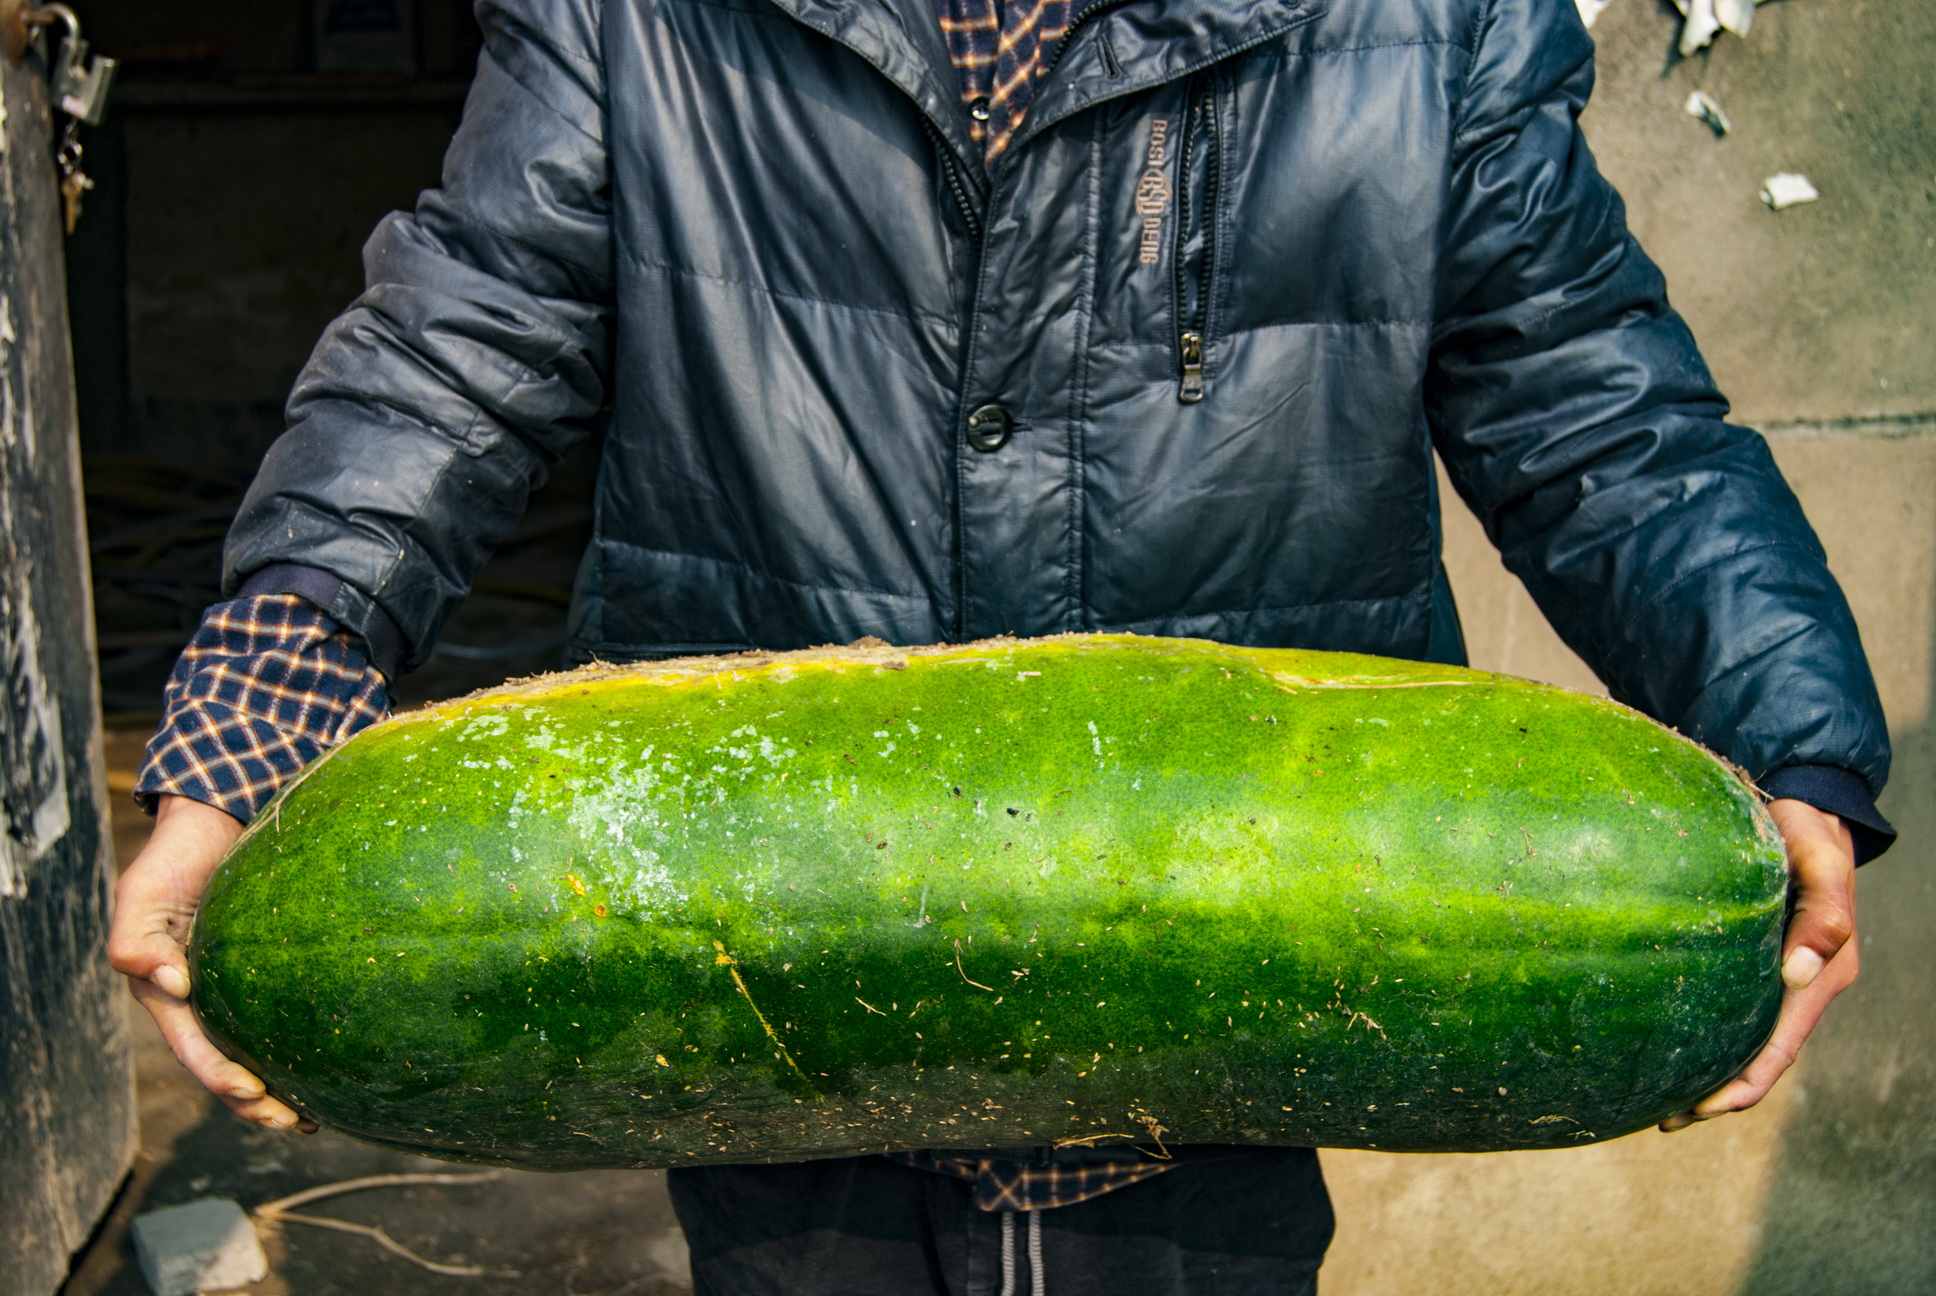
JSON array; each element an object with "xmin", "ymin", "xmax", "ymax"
[{"xmin": 59, "ymin": 731, "xmax": 691, "ymax": 1296}]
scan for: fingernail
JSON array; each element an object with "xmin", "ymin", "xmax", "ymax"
[
  {"xmin": 231, "ymin": 1080, "xmax": 266, "ymax": 1100},
  {"xmin": 266, "ymin": 1115, "xmax": 295, "ymax": 1129},
  {"xmin": 153, "ymin": 965, "xmax": 191, "ymax": 999},
  {"xmin": 1783, "ymin": 946, "xmax": 1826, "ymax": 990}
]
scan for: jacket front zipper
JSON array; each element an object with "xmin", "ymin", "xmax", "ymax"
[
  {"xmin": 1173, "ymin": 77, "xmax": 1222, "ymax": 404},
  {"xmin": 925, "ymin": 118, "xmax": 986, "ymax": 243}
]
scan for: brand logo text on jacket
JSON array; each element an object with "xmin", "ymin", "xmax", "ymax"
[{"xmin": 1136, "ymin": 118, "xmax": 1172, "ymax": 265}]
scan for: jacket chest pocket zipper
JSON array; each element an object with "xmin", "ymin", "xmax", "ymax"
[
  {"xmin": 1173, "ymin": 76, "xmax": 1222, "ymax": 404},
  {"xmin": 1178, "ymin": 329, "xmax": 1205, "ymax": 402}
]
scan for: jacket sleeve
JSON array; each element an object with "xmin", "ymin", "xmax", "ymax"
[
  {"xmin": 1425, "ymin": 0, "xmax": 1891, "ymax": 802},
  {"xmin": 222, "ymin": 0, "xmax": 613, "ymax": 671}
]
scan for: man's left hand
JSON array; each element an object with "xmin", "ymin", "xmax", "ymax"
[{"xmin": 1659, "ymin": 798, "xmax": 1858, "ymax": 1132}]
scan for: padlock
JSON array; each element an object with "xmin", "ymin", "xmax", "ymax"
[
  {"xmin": 40, "ymin": 4, "xmax": 115, "ymax": 125},
  {"xmin": 0, "ymin": 1, "xmax": 117, "ymax": 232}
]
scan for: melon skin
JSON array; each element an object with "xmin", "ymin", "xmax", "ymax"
[{"xmin": 188, "ymin": 634, "xmax": 1786, "ymax": 1168}]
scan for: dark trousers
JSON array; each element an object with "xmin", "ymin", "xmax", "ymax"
[{"xmin": 667, "ymin": 1146, "xmax": 1335, "ymax": 1296}]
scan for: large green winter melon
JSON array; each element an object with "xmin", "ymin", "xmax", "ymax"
[{"xmin": 188, "ymin": 634, "xmax": 1786, "ymax": 1167}]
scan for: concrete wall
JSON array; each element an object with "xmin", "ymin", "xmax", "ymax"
[
  {"xmin": 1321, "ymin": 1, "xmax": 1934, "ymax": 1288},
  {"xmin": 1582, "ymin": 0, "xmax": 1935, "ymax": 425}
]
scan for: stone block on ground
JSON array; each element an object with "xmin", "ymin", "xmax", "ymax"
[{"xmin": 129, "ymin": 1197, "xmax": 268, "ymax": 1296}]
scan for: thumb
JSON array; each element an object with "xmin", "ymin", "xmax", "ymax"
[
  {"xmin": 109, "ymin": 795, "xmax": 244, "ymax": 996},
  {"xmin": 1769, "ymin": 799, "xmax": 1856, "ymax": 990},
  {"xmin": 107, "ymin": 874, "xmax": 196, "ymax": 997},
  {"xmin": 149, "ymin": 960, "xmax": 192, "ymax": 1001}
]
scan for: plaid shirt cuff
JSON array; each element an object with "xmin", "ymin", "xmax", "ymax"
[{"xmin": 134, "ymin": 594, "xmax": 391, "ymax": 823}]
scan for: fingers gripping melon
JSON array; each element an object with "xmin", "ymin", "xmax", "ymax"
[{"xmin": 188, "ymin": 635, "xmax": 1786, "ymax": 1167}]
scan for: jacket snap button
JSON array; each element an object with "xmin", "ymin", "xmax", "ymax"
[
  {"xmin": 965, "ymin": 404, "xmax": 1013, "ymax": 452},
  {"xmin": 969, "ymin": 96, "xmax": 992, "ymax": 123}
]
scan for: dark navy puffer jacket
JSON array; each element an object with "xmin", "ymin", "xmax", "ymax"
[{"xmin": 226, "ymin": 0, "xmax": 1890, "ymax": 801}]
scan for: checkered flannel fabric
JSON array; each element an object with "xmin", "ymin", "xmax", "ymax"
[
  {"xmin": 890, "ymin": 1148, "xmax": 1174, "ymax": 1210},
  {"xmin": 134, "ymin": 594, "xmax": 389, "ymax": 822},
  {"xmin": 936, "ymin": 0, "xmax": 1074, "ymax": 166}
]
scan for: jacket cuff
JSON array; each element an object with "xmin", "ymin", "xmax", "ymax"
[
  {"xmin": 237, "ymin": 563, "xmax": 408, "ymax": 682},
  {"xmin": 1759, "ymin": 764, "xmax": 1897, "ymax": 865}
]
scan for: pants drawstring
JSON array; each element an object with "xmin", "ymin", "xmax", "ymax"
[
  {"xmin": 1000, "ymin": 1211, "xmax": 1017, "ymax": 1296},
  {"xmin": 999, "ymin": 1210, "xmax": 1045, "ymax": 1296}
]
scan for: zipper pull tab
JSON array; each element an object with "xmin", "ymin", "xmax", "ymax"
[{"xmin": 1178, "ymin": 330, "xmax": 1205, "ymax": 403}]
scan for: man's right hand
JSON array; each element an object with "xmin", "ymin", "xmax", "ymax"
[{"xmin": 108, "ymin": 794, "xmax": 315, "ymax": 1131}]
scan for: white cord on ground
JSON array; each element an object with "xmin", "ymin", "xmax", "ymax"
[
  {"xmin": 252, "ymin": 1170, "xmax": 518, "ymax": 1278},
  {"xmin": 254, "ymin": 1170, "xmax": 504, "ymax": 1217}
]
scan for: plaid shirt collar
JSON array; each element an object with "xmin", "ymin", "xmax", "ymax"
[{"xmin": 935, "ymin": 0, "xmax": 1074, "ymax": 167}]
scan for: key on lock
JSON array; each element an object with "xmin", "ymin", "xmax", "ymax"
[{"xmin": 1, "ymin": 0, "xmax": 117, "ymax": 232}]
